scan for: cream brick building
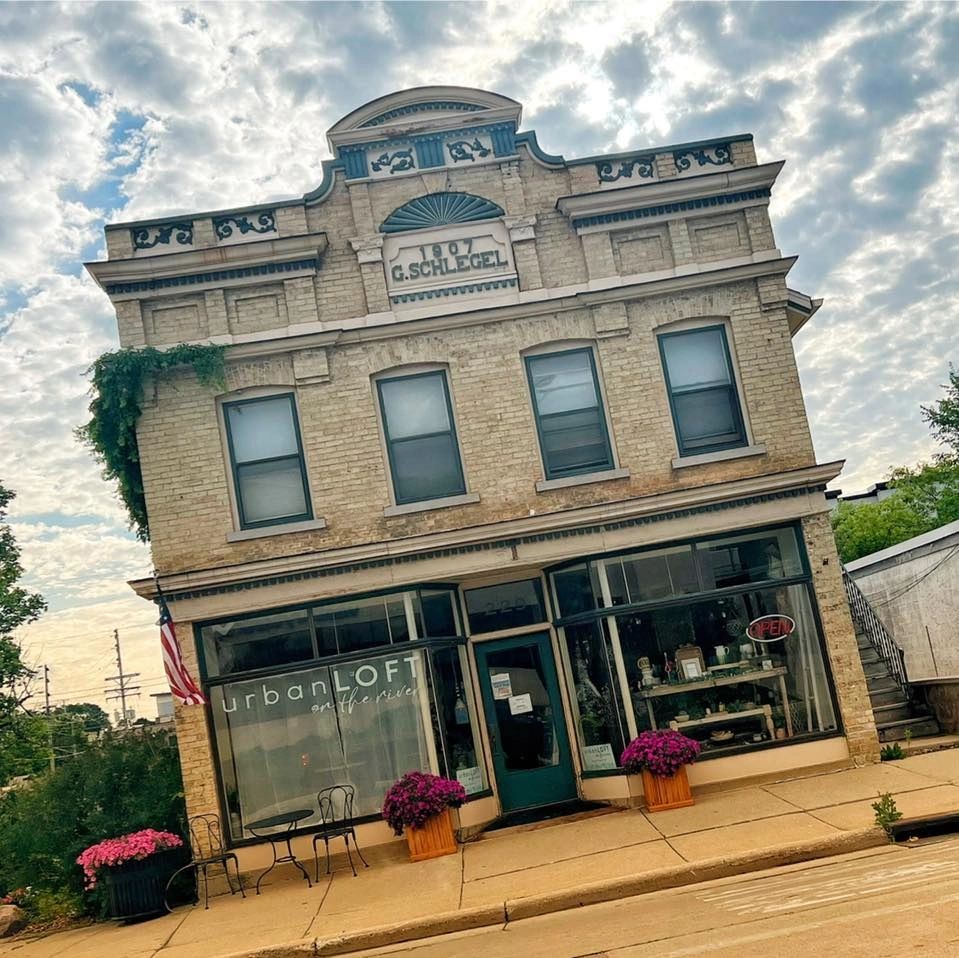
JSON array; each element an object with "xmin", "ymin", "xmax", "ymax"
[{"xmin": 88, "ymin": 86, "xmax": 877, "ymax": 864}]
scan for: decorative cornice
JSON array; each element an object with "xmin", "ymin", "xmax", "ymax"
[
  {"xmin": 132, "ymin": 221, "xmax": 193, "ymax": 251},
  {"xmin": 571, "ymin": 188, "xmax": 771, "ymax": 230},
  {"xmin": 213, "ymin": 211, "xmax": 276, "ymax": 241},
  {"xmin": 131, "ymin": 460, "xmax": 841, "ymax": 603},
  {"xmin": 390, "ymin": 277, "xmax": 518, "ymax": 304},
  {"xmin": 361, "ymin": 100, "xmax": 486, "ymax": 127},
  {"xmin": 105, "ymin": 258, "xmax": 320, "ymax": 296},
  {"xmin": 148, "ymin": 484, "xmax": 829, "ymax": 603}
]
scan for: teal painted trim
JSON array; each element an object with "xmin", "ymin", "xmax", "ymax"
[
  {"xmin": 525, "ymin": 347, "xmax": 614, "ymax": 481},
  {"xmin": 570, "ymin": 188, "xmax": 771, "ymax": 230},
  {"xmin": 491, "ymin": 124, "xmax": 516, "ymax": 157},
  {"xmin": 414, "ymin": 137, "xmax": 445, "ymax": 168},
  {"xmin": 658, "ymin": 324, "xmax": 746, "ymax": 457},
  {"xmin": 514, "ymin": 131, "xmax": 566, "ymax": 166},
  {"xmin": 377, "ymin": 370, "xmax": 466, "ymax": 506},
  {"xmin": 360, "ymin": 100, "xmax": 486, "ymax": 127},
  {"xmin": 390, "ymin": 277, "xmax": 517, "ymax": 303},
  {"xmin": 341, "ymin": 148, "xmax": 369, "ymax": 179},
  {"xmin": 105, "ymin": 257, "xmax": 318, "ymax": 295},
  {"xmin": 380, "ymin": 191, "xmax": 505, "ymax": 233},
  {"xmin": 302, "ymin": 158, "xmax": 345, "ymax": 204},
  {"xmin": 566, "ymin": 134, "xmax": 753, "ymax": 169},
  {"xmin": 161, "ymin": 485, "xmax": 827, "ymax": 602},
  {"xmin": 223, "ymin": 393, "xmax": 313, "ymax": 530}
]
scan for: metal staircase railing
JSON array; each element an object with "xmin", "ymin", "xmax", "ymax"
[{"xmin": 843, "ymin": 568, "xmax": 909, "ymax": 695}]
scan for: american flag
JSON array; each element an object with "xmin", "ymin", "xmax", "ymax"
[{"xmin": 158, "ymin": 590, "xmax": 207, "ymax": 706}]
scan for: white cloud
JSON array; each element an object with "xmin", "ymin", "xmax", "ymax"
[{"xmin": 1, "ymin": 0, "xmax": 958, "ymax": 703}]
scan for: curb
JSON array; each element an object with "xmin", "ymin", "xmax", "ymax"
[{"xmin": 221, "ymin": 827, "xmax": 888, "ymax": 958}]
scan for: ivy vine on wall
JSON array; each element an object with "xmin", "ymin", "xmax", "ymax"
[{"xmin": 76, "ymin": 344, "xmax": 226, "ymax": 541}]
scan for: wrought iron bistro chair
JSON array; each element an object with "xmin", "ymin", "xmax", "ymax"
[
  {"xmin": 164, "ymin": 813, "xmax": 246, "ymax": 911},
  {"xmin": 312, "ymin": 785, "xmax": 370, "ymax": 880}
]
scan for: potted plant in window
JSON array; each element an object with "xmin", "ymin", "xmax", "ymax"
[
  {"xmin": 382, "ymin": 772, "xmax": 466, "ymax": 862},
  {"xmin": 76, "ymin": 829, "xmax": 185, "ymax": 919},
  {"xmin": 621, "ymin": 729, "xmax": 701, "ymax": 812}
]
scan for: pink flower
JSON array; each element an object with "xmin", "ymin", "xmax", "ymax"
[
  {"xmin": 621, "ymin": 731, "xmax": 700, "ymax": 777},
  {"xmin": 76, "ymin": 829, "xmax": 183, "ymax": 889}
]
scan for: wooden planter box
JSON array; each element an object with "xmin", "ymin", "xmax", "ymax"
[
  {"xmin": 641, "ymin": 766, "xmax": 694, "ymax": 812},
  {"xmin": 405, "ymin": 808, "xmax": 458, "ymax": 862}
]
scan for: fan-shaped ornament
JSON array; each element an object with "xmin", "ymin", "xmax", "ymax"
[{"xmin": 381, "ymin": 192, "xmax": 505, "ymax": 234}]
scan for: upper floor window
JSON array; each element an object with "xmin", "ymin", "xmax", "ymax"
[
  {"xmin": 658, "ymin": 325, "xmax": 746, "ymax": 457},
  {"xmin": 377, "ymin": 371, "xmax": 466, "ymax": 505},
  {"xmin": 525, "ymin": 348, "xmax": 614, "ymax": 479},
  {"xmin": 223, "ymin": 394, "xmax": 312, "ymax": 529}
]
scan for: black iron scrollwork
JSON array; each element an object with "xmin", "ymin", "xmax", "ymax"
[
  {"xmin": 447, "ymin": 138, "xmax": 492, "ymax": 163},
  {"xmin": 213, "ymin": 211, "xmax": 276, "ymax": 241},
  {"xmin": 370, "ymin": 150, "xmax": 415, "ymax": 174},
  {"xmin": 131, "ymin": 222, "xmax": 194, "ymax": 250},
  {"xmin": 596, "ymin": 155, "xmax": 655, "ymax": 183},
  {"xmin": 673, "ymin": 143, "xmax": 732, "ymax": 172}
]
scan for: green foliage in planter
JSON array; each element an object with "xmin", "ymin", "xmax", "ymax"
[
  {"xmin": 76, "ymin": 344, "xmax": 226, "ymax": 541},
  {"xmin": 0, "ymin": 729, "xmax": 185, "ymax": 915}
]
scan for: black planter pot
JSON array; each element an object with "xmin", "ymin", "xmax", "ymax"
[{"xmin": 103, "ymin": 849, "xmax": 184, "ymax": 920}]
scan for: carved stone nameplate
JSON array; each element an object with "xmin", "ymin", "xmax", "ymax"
[{"xmin": 383, "ymin": 222, "xmax": 517, "ymax": 308}]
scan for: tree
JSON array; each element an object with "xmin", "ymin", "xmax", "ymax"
[
  {"xmin": 831, "ymin": 366, "xmax": 959, "ymax": 563},
  {"xmin": 0, "ymin": 483, "xmax": 46, "ymax": 732},
  {"xmin": 921, "ymin": 364, "xmax": 959, "ymax": 454},
  {"xmin": 54, "ymin": 702, "xmax": 111, "ymax": 734},
  {"xmin": 831, "ymin": 496, "xmax": 933, "ymax": 564}
]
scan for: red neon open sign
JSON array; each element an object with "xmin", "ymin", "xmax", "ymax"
[{"xmin": 746, "ymin": 614, "xmax": 796, "ymax": 642}]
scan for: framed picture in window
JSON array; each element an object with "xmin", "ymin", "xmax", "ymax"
[{"xmin": 676, "ymin": 644, "xmax": 705, "ymax": 681}]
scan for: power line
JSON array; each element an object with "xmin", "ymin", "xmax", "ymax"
[{"xmin": 864, "ymin": 545, "xmax": 959, "ymax": 608}]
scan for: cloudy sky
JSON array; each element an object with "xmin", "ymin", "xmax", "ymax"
[{"xmin": 2, "ymin": 1, "xmax": 957, "ymax": 715}]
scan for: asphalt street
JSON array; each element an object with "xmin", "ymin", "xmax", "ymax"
[{"xmin": 352, "ymin": 836, "xmax": 959, "ymax": 957}]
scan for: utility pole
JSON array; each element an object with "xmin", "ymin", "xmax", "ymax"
[
  {"xmin": 105, "ymin": 629, "xmax": 140, "ymax": 729},
  {"xmin": 44, "ymin": 664, "xmax": 54, "ymax": 772}
]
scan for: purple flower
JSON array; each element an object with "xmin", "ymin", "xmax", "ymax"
[
  {"xmin": 382, "ymin": 772, "xmax": 467, "ymax": 835},
  {"xmin": 620, "ymin": 730, "xmax": 700, "ymax": 778}
]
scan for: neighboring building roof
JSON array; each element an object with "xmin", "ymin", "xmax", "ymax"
[{"xmin": 845, "ymin": 518, "xmax": 959, "ymax": 573}]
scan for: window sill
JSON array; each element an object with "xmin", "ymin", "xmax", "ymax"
[
  {"xmin": 383, "ymin": 493, "xmax": 480, "ymax": 517},
  {"xmin": 226, "ymin": 517, "xmax": 328, "ymax": 542},
  {"xmin": 672, "ymin": 443, "xmax": 767, "ymax": 470},
  {"xmin": 535, "ymin": 468, "xmax": 630, "ymax": 493}
]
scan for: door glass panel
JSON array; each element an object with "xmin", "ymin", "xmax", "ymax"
[{"xmin": 484, "ymin": 643, "xmax": 560, "ymax": 771}]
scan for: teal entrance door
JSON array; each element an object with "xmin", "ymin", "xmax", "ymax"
[{"xmin": 475, "ymin": 633, "xmax": 577, "ymax": 813}]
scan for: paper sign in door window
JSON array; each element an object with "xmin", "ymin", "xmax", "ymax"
[
  {"xmin": 456, "ymin": 766, "xmax": 484, "ymax": 793},
  {"xmin": 508, "ymin": 693, "xmax": 533, "ymax": 715},
  {"xmin": 491, "ymin": 673, "xmax": 513, "ymax": 700}
]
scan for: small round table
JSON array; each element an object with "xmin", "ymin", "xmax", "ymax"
[{"xmin": 247, "ymin": 809, "xmax": 314, "ymax": 894}]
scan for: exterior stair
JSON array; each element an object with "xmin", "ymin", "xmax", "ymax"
[
  {"xmin": 844, "ymin": 565, "xmax": 942, "ymax": 743},
  {"xmin": 856, "ymin": 632, "xmax": 939, "ymax": 742}
]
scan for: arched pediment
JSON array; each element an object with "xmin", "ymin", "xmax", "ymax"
[
  {"xmin": 380, "ymin": 192, "xmax": 505, "ymax": 235},
  {"xmin": 328, "ymin": 86, "xmax": 521, "ymax": 140}
]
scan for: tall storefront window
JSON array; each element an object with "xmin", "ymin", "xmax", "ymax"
[
  {"xmin": 201, "ymin": 588, "xmax": 487, "ymax": 841},
  {"xmin": 551, "ymin": 526, "xmax": 839, "ymax": 769}
]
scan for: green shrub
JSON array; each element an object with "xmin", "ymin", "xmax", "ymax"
[
  {"xmin": 872, "ymin": 791, "xmax": 904, "ymax": 835},
  {"xmin": 880, "ymin": 743, "xmax": 905, "ymax": 761},
  {"xmin": 0, "ymin": 729, "xmax": 185, "ymax": 916}
]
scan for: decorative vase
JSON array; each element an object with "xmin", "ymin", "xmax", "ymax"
[
  {"xmin": 404, "ymin": 808, "xmax": 458, "ymax": 862},
  {"xmin": 641, "ymin": 766, "xmax": 694, "ymax": 812},
  {"xmin": 102, "ymin": 849, "xmax": 183, "ymax": 920}
]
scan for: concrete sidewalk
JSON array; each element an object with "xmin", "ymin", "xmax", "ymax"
[{"xmin": 6, "ymin": 749, "xmax": 959, "ymax": 958}]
